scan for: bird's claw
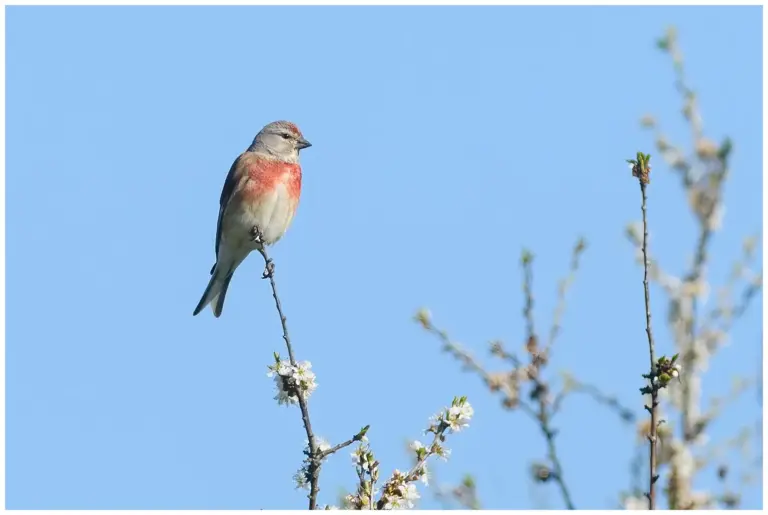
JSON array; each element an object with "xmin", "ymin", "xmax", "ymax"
[
  {"xmin": 251, "ymin": 226, "xmax": 273, "ymax": 278},
  {"xmin": 251, "ymin": 226, "xmax": 265, "ymax": 245},
  {"xmin": 262, "ymin": 260, "xmax": 275, "ymax": 279}
]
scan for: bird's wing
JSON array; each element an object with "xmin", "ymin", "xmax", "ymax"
[{"xmin": 212, "ymin": 153, "xmax": 251, "ymax": 272}]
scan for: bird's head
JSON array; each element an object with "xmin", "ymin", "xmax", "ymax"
[{"xmin": 249, "ymin": 120, "xmax": 312, "ymax": 161}]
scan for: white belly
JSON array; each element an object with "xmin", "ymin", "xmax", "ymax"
[{"xmin": 237, "ymin": 182, "xmax": 296, "ymax": 246}]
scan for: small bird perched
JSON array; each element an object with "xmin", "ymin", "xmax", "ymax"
[{"xmin": 193, "ymin": 120, "xmax": 312, "ymax": 317}]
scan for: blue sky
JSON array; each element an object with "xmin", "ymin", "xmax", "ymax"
[{"xmin": 5, "ymin": 5, "xmax": 762, "ymax": 510}]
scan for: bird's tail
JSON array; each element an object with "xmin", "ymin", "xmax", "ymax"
[{"xmin": 193, "ymin": 254, "xmax": 241, "ymax": 318}]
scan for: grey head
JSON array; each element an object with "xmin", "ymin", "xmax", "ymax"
[{"xmin": 248, "ymin": 120, "xmax": 312, "ymax": 162}]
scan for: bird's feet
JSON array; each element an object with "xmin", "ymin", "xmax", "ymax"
[
  {"xmin": 262, "ymin": 259, "xmax": 275, "ymax": 279},
  {"xmin": 252, "ymin": 226, "xmax": 274, "ymax": 279},
  {"xmin": 251, "ymin": 226, "xmax": 265, "ymax": 245}
]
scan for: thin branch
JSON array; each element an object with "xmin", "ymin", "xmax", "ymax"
[
  {"xmin": 635, "ymin": 29, "xmax": 757, "ymax": 509},
  {"xmin": 354, "ymin": 460, "xmax": 369, "ymax": 510},
  {"xmin": 552, "ymin": 376, "xmax": 635, "ymax": 424},
  {"xmin": 625, "ymin": 226, "xmax": 680, "ymax": 298},
  {"xmin": 520, "ymin": 255, "xmax": 575, "ymax": 511},
  {"xmin": 539, "ymin": 403, "xmax": 574, "ymax": 510},
  {"xmin": 318, "ymin": 426, "xmax": 370, "ymax": 460},
  {"xmin": 546, "ymin": 238, "xmax": 587, "ymax": 354},
  {"xmin": 374, "ymin": 398, "xmax": 472, "ymax": 510},
  {"xmin": 375, "ymin": 424, "xmax": 442, "ymax": 510},
  {"xmin": 417, "ymin": 241, "xmax": 587, "ymax": 511},
  {"xmin": 664, "ymin": 26, "xmax": 729, "ymax": 451},
  {"xmin": 369, "ymin": 474, "xmax": 377, "ymax": 511},
  {"xmin": 706, "ymin": 258, "xmax": 763, "ymax": 334},
  {"xmin": 521, "ymin": 249, "xmax": 536, "ymax": 342},
  {"xmin": 631, "ymin": 155, "xmax": 659, "ymax": 509},
  {"xmin": 680, "ymin": 221, "xmax": 713, "ymax": 444},
  {"xmin": 420, "ymin": 321, "xmax": 537, "ymax": 418},
  {"xmin": 255, "ymin": 236, "xmax": 320, "ymax": 510},
  {"xmin": 729, "ymin": 275, "xmax": 762, "ymax": 322}
]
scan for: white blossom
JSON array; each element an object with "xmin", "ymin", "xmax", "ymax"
[
  {"xmin": 293, "ymin": 467, "xmax": 309, "ymax": 490},
  {"xmin": 426, "ymin": 411, "xmax": 443, "ymax": 431},
  {"xmin": 351, "ymin": 445, "xmax": 370, "ymax": 471},
  {"xmin": 315, "ymin": 437, "xmax": 331, "ymax": 454},
  {"xmin": 435, "ymin": 447, "xmax": 451, "ymax": 461},
  {"xmin": 343, "ymin": 494, "xmax": 358, "ymax": 509},
  {"xmin": 381, "ymin": 498, "xmax": 397, "ymax": 510},
  {"xmin": 446, "ymin": 400, "xmax": 474, "ymax": 432},
  {"xmin": 267, "ymin": 359, "xmax": 318, "ymax": 405},
  {"xmin": 401, "ymin": 483, "xmax": 420, "ymax": 507},
  {"xmin": 409, "ymin": 440, "xmax": 426, "ymax": 452},
  {"xmin": 382, "ymin": 480, "xmax": 420, "ymax": 509},
  {"xmin": 417, "ymin": 464, "xmax": 430, "ymax": 486}
]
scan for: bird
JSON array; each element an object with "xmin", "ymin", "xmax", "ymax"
[{"xmin": 193, "ymin": 120, "xmax": 312, "ymax": 317}]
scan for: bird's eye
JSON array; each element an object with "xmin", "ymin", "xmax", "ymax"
[{"xmin": 281, "ymin": 133, "xmax": 291, "ymax": 139}]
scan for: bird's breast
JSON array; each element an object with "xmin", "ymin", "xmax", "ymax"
[
  {"xmin": 246, "ymin": 162, "xmax": 302, "ymax": 198},
  {"xmin": 238, "ymin": 169, "xmax": 301, "ymax": 244}
]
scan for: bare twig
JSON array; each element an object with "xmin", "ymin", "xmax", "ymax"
[
  {"xmin": 553, "ymin": 375, "xmax": 635, "ymax": 424},
  {"xmin": 546, "ymin": 238, "xmax": 587, "ymax": 354},
  {"xmin": 417, "ymin": 318, "xmax": 537, "ymax": 418},
  {"xmin": 728, "ymin": 275, "xmax": 762, "ymax": 323},
  {"xmin": 538, "ymin": 405, "xmax": 574, "ymax": 509},
  {"xmin": 521, "ymin": 249, "xmax": 537, "ymax": 342},
  {"xmin": 519, "ymin": 254, "xmax": 575, "ymax": 510},
  {"xmin": 417, "ymin": 242, "xmax": 586, "ymax": 510},
  {"xmin": 625, "ymin": 226, "xmax": 680, "ymax": 298},
  {"xmin": 630, "ymin": 154, "xmax": 660, "ymax": 509},
  {"xmin": 704, "ymin": 237, "xmax": 762, "ymax": 334},
  {"xmin": 319, "ymin": 426, "xmax": 370, "ymax": 460},
  {"xmin": 255, "ymin": 234, "xmax": 320, "ymax": 510}
]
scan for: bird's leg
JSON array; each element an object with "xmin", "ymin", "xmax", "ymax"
[
  {"xmin": 250, "ymin": 226, "xmax": 265, "ymax": 245},
  {"xmin": 251, "ymin": 226, "xmax": 274, "ymax": 279}
]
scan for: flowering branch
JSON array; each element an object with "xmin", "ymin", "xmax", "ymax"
[
  {"xmin": 341, "ymin": 397, "xmax": 474, "ymax": 510},
  {"xmin": 345, "ymin": 441, "xmax": 379, "ymax": 509},
  {"xmin": 416, "ymin": 239, "xmax": 593, "ymax": 510},
  {"xmin": 376, "ymin": 397, "xmax": 473, "ymax": 509},
  {"xmin": 253, "ymin": 229, "xmax": 323, "ymax": 509}
]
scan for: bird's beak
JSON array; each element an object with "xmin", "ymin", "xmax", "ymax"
[{"xmin": 297, "ymin": 138, "xmax": 312, "ymax": 150}]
